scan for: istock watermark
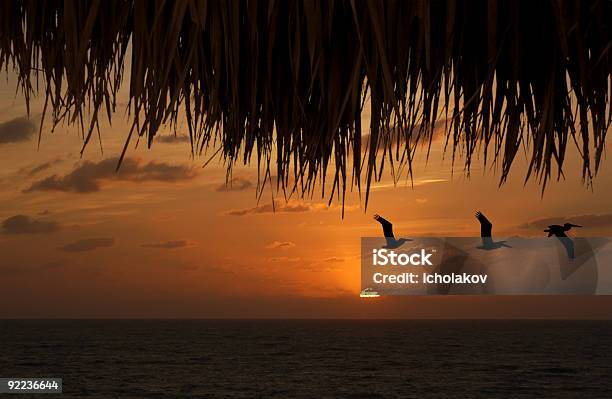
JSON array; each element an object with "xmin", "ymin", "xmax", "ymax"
[
  {"xmin": 360, "ymin": 237, "xmax": 612, "ymax": 296},
  {"xmin": 372, "ymin": 248, "xmax": 434, "ymax": 266}
]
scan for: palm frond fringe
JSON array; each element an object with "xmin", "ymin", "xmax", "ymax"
[{"xmin": 1, "ymin": 0, "xmax": 611, "ymax": 207}]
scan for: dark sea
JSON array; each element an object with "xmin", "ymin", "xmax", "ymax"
[{"xmin": 1, "ymin": 320, "xmax": 611, "ymax": 398}]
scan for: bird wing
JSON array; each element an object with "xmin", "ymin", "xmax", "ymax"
[
  {"xmin": 374, "ymin": 215, "xmax": 395, "ymax": 239},
  {"xmin": 475, "ymin": 211, "xmax": 493, "ymax": 237}
]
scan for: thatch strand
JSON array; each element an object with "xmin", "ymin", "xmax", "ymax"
[{"xmin": 1, "ymin": 0, "xmax": 611, "ymax": 209}]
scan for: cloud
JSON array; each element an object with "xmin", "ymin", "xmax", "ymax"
[
  {"xmin": 266, "ymin": 241, "xmax": 296, "ymax": 250},
  {"xmin": 369, "ymin": 178, "xmax": 447, "ymax": 191},
  {"xmin": 267, "ymin": 256, "xmax": 301, "ymax": 263},
  {"xmin": 141, "ymin": 239, "xmax": 196, "ymax": 249},
  {"xmin": 302, "ymin": 257, "xmax": 345, "ymax": 272},
  {"xmin": 0, "ymin": 116, "xmax": 36, "ymax": 144},
  {"xmin": 58, "ymin": 238, "xmax": 115, "ymax": 252},
  {"xmin": 25, "ymin": 157, "xmax": 196, "ymax": 193},
  {"xmin": 226, "ymin": 199, "xmax": 359, "ymax": 216},
  {"xmin": 226, "ymin": 200, "xmax": 317, "ymax": 216},
  {"xmin": 322, "ymin": 257, "xmax": 344, "ymax": 263},
  {"xmin": 20, "ymin": 159, "xmax": 62, "ymax": 177},
  {"xmin": 156, "ymin": 134, "xmax": 190, "ymax": 144},
  {"xmin": 304, "ymin": 265, "xmax": 342, "ymax": 273},
  {"xmin": 520, "ymin": 214, "xmax": 612, "ymax": 230},
  {"xmin": 215, "ymin": 177, "xmax": 253, "ymax": 192},
  {"xmin": 1, "ymin": 215, "xmax": 59, "ymax": 234}
]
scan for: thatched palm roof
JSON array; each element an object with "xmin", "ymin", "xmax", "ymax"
[{"xmin": 1, "ymin": 0, "xmax": 611, "ymax": 205}]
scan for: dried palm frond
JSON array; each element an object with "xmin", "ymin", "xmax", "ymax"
[{"xmin": 1, "ymin": 0, "xmax": 610, "ymax": 208}]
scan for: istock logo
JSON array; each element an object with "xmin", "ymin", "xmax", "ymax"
[{"xmin": 372, "ymin": 248, "xmax": 433, "ymax": 266}]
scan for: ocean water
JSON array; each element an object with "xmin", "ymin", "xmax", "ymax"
[{"xmin": 1, "ymin": 320, "xmax": 611, "ymax": 398}]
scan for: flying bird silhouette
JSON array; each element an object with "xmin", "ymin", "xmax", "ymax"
[
  {"xmin": 475, "ymin": 211, "xmax": 511, "ymax": 250},
  {"xmin": 373, "ymin": 214, "xmax": 411, "ymax": 249},
  {"xmin": 544, "ymin": 223, "xmax": 582, "ymax": 237},
  {"xmin": 545, "ymin": 222, "xmax": 582, "ymax": 259}
]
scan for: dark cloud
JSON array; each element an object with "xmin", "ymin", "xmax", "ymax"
[
  {"xmin": 226, "ymin": 200, "xmax": 312, "ymax": 216},
  {"xmin": 0, "ymin": 116, "xmax": 36, "ymax": 144},
  {"xmin": 156, "ymin": 134, "xmax": 190, "ymax": 144},
  {"xmin": 25, "ymin": 157, "xmax": 196, "ymax": 193},
  {"xmin": 141, "ymin": 240, "xmax": 195, "ymax": 249},
  {"xmin": 520, "ymin": 214, "xmax": 612, "ymax": 230},
  {"xmin": 215, "ymin": 177, "xmax": 253, "ymax": 192},
  {"xmin": 266, "ymin": 241, "xmax": 296, "ymax": 249},
  {"xmin": 20, "ymin": 159, "xmax": 62, "ymax": 177},
  {"xmin": 58, "ymin": 238, "xmax": 115, "ymax": 253},
  {"xmin": 1, "ymin": 215, "xmax": 59, "ymax": 234},
  {"xmin": 29, "ymin": 162, "xmax": 54, "ymax": 175}
]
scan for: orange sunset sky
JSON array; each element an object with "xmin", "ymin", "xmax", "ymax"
[{"xmin": 1, "ymin": 69, "xmax": 612, "ymax": 319}]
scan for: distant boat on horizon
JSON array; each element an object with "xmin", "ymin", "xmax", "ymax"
[{"xmin": 360, "ymin": 288, "xmax": 380, "ymax": 298}]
